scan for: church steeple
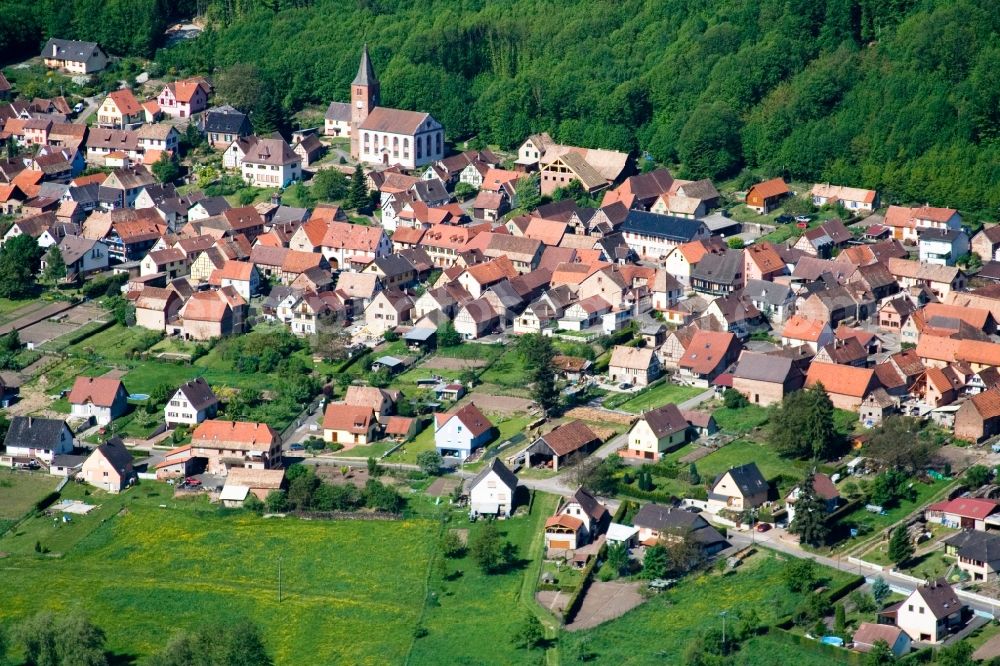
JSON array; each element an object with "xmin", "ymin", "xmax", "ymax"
[
  {"xmin": 350, "ymin": 44, "xmax": 380, "ymax": 160},
  {"xmin": 353, "ymin": 43, "xmax": 379, "ymax": 88}
]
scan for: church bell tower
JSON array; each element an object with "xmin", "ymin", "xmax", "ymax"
[{"xmin": 350, "ymin": 44, "xmax": 380, "ymax": 159}]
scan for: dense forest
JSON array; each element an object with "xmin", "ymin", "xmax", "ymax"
[{"xmin": 2, "ymin": 0, "xmax": 999, "ymax": 218}]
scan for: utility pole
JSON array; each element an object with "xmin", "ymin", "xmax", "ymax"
[
  {"xmin": 278, "ymin": 557, "xmax": 282, "ymax": 603},
  {"xmin": 719, "ymin": 611, "xmax": 728, "ymax": 654}
]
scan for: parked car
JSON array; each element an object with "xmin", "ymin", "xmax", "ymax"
[
  {"xmin": 794, "ymin": 215, "xmax": 812, "ymax": 223},
  {"xmin": 755, "ymin": 522, "xmax": 771, "ymax": 532},
  {"xmin": 775, "ymin": 214, "xmax": 794, "ymax": 225},
  {"xmin": 185, "ymin": 477, "xmax": 202, "ymax": 487},
  {"xmin": 288, "ymin": 443, "xmax": 305, "ymax": 452},
  {"xmin": 73, "ymin": 102, "xmax": 84, "ymax": 114}
]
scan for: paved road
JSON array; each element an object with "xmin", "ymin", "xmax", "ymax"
[{"xmin": 727, "ymin": 530, "xmax": 1000, "ymax": 617}]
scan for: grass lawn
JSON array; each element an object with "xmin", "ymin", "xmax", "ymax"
[
  {"xmin": 833, "ymin": 478, "xmax": 954, "ymax": 549},
  {"xmin": 604, "ymin": 382, "xmax": 703, "ymax": 412},
  {"xmin": 29, "ymin": 357, "xmax": 111, "ymax": 395},
  {"xmin": 0, "ymin": 482, "xmax": 437, "ymax": 665},
  {"xmin": 738, "ymin": 631, "xmax": 855, "ymax": 665},
  {"xmin": 337, "ymin": 441, "xmax": 397, "ymax": 460},
  {"xmin": 62, "ymin": 324, "xmax": 161, "ymax": 362},
  {"xmin": 385, "ymin": 423, "xmax": 435, "ymax": 464},
  {"xmin": 712, "ymin": 405, "xmax": 770, "ymax": 434},
  {"xmin": 478, "ymin": 346, "xmax": 531, "ymax": 388},
  {"xmin": 0, "ymin": 470, "xmax": 60, "ymax": 521},
  {"xmin": 435, "ymin": 343, "xmax": 505, "ymax": 362},
  {"xmin": 407, "ymin": 493, "xmax": 556, "ymax": 665},
  {"xmin": 558, "ymin": 550, "xmax": 857, "ymax": 664},
  {"xmin": 696, "ymin": 439, "xmax": 808, "ymax": 485}
]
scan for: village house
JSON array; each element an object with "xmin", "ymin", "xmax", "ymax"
[
  {"xmin": 972, "ymin": 226, "xmax": 1000, "ymax": 263},
  {"xmin": 55, "ymin": 236, "xmax": 109, "ymax": 279},
  {"xmin": 884, "ymin": 205, "xmax": 962, "ymax": 243},
  {"xmin": 852, "ymin": 624, "xmax": 911, "ymax": 658},
  {"xmin": 240, "ymin": 137, "xmax": 302, "ymax": 188},
  {"xmin": 190, "ymin": 420, "xmax": 282, "ymax": 475},
  {"xmin": 620, "ymin": 210, "xmax": 710, "ymax": 260},
  {"xmin": 324, "ymin": 101, "xmax": 351, "ymax": 137},
  {"xmin": 434, "ymin": 402, "xmax": 493, "ymax": 460},
  {"xmin": 364, "ymin": 288, "xmax": 413, "ymax": 337},
  {"xmin": 319, "ymin": 221, "xmax": 391, "ymax": 271},
  {"xmin": 743, "ymin": 279, "xmax": 795, "ymax": 325},
  {"xmin": 524, "ymin": 420, "xmax": 601, "ymax": 472},
  {"xmin": 544, "ymin": 487, "xmax": 609, "ymax": 552},
  {"xmin": 810, "ymin": 183, "xmax": 878, "ymax": 212},
  {"xmin": 880, "ymin": 579, "xmax": 965, "ymax": 644},
  {"xmin": 925, "ymin": 497, "xmax": 1000, "ymax": 531},
  {"xmin": 955, "ymin": 386, "xmax": 1000, "ymax": 442},
  {"xmin": 467, "ymin": 459, "xmax": 519, "ymax": 519},
  {"xmin": 690, "ymin": 249, "xmax": 745, "ymax": 296},
  {"xmin": 209, "ymin": 261, "xmax": 260, "ymax": 301},
  {"xmin": 805, "ymin": 361, "xmax": 877, "ymax": 411},
  {"xmin": 918, "ymin": 229, "xmax": 970, "ymax": 266},
  {"xmin": 943, "ymin": 531, "xmax": 1000, "ymax": 582},
  {"xmin": 349, "ymin": 46, "xmax": 445, "ymax": 169},
  {"xmin": 97, "ymin": 89, "xmax": 144, "ymax": 129},
  {"xmin": 2, "ymin": 417, "xmax": 74, "ymax": 466},
  {"xmin": 781, "ymin": 314, "xmax": 834, "ymax": 352},
  {"xmin": 745, "ymin": 177, "xmax": 789, "ymax": 214},
  {"xmin": 140, "ymin": 247, "xmax": 188, "ymax": 280},
  {"xmin": 157, "ymin": 78, "xmax": 210, "ymax": 119},
  {"xmin": 80, "ymin": 437, "xmax": 135, "ymax": 494},
  {"xmin": 888, "ymin": 258, "xmax": 966, "ymax": 298},
  {"xmin": 202, "ymin": 105, "xmax": 252, "ymax": 149},
  {"xmin": 180, "ymin": 288, "xmax": 247, "ymax": 340},
  {"xmin": 322, "ymin": 403, "xmax": 378, "ymax": 448},
  {"xmin": 708, "ymin": 462, "xmax": 768, "ymax": 513},
  {"xmin": 134, "ymin": 287, "xmax": 182, "ymax": 331},
  {"xmin": 454, "ymin": 297, "xmax": 499, "ymax": 340},
  {"xmin": 41, "ymin": 38, "xmax": 108, "ymax": 74},
  {"xmin": 632, "ymin": 503, "xmax": 728, "ymax": 554},
  {"xmin": 785, "ymin": 473, "xmax": 841, "ymax": 524},
  {"xmin": 678, "ymin": 330, "xmax": 740, "ymax": 386},
  {"xmin": 164, "ymin": 378, "xmax": 219, "ymax": 426},
  {"xmin": 622, "ymin": 403, "xmax": 690, "ymax": 462},
  {"xmin": 343, "ymin": 386, "xmax": 396, "ymax": 422},
  {"xmin": 68, "ymin": 376, "xmax": 129, "ymax": 426},
  {"xmin": 731, "ymin": 352, "xmax": 804, "ymax": 407},
  {"xmin": 608, "ymin": 345, "xmax": 661, "ymax": 388}
]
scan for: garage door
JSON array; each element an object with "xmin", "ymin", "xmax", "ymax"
[{"xmin": 549, "ymin": 540, "xmax": 571, "ymax": 549}]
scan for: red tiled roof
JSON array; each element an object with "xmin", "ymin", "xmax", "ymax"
[{"xmin": 67, "ymin": 376, "xmax": 124, "ymax": 408}]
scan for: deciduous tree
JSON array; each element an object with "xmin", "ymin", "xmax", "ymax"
[{"xmin": 470, "ymin": 521, "xmax": 516, "ymax": 574}]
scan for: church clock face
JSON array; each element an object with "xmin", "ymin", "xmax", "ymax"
[{"xmin": 356, "ymin": 101, "xmax": 363, "ymax": 108}]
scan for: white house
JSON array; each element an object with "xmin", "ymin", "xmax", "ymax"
[
  {"xmin": 156, "ymin": 78, "xmax": 210, "ymax": 119},
  {"xmin": 918, "ymin": 229, "xmax": 970, "ymax": 266},
  {"xmin": 41, "ymin": 38, "xmax": 107, "ymax": 74},
  {"xmin": 884, "ymin": 579, "xmax": 965, "ymax": 644},
  {"xmin": 468, "ymin": 459, "xmax": 518, "ymax": 518},
  {"xmin": 80, "ymin": 437, "xmax": 135, "ymax": 494},
  {"xmin": 2, "ymin": 417, "xmax": 74, "ymax": 465},
  {"xmin": 433, "ymin": 402, "xmax": 494, "ymax": 460},
  {"xmin": 241, "ymin": 137, "xmax": 301, "ymax": 187},
  {"xmin": 164, "ymin": 377, "xmax": 220, "ymax": 426},
  {"xmin": 810, "ymin": 184, "xmax": 878, "ymax": 212},
  {"xmin": 68, "ymin": 376, "xmax": 129, "ymax": 426},
  {"xmin": 622, "ymin": 403, "xmax": 689, "ymax": 462}
]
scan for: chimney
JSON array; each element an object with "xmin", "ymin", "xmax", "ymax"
[{"xmin": 52, "ymin": 44, "xmax": 58, "ymax": 58}]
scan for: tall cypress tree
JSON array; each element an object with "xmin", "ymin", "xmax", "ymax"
[
  {"xmin": 888, "ymin": 524, "xmax": 914, "ymax": 566},
  {"xmin": 789, "ymin": 472, "xmax": 830, "ymax": 547}
]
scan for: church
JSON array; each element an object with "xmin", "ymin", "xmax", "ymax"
[{"xmin": 346, "ymin": 46, "xmax": 445, "ymax": 170}]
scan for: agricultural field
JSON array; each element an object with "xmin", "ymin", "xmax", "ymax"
[
  {"xmin": 558, "ymin": 551, "xmax": 858, "ymax": 665},
  {"xmin": 0, "ymin": 482, "xmax": 437, "ymax": 665}
]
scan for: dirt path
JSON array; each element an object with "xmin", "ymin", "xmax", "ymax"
[
  {"xmin": 464, "ymin": 392, "xmax": 533, "ymax": 414},
  {"xmin": 421, "ymin": 357, "xmax": 487, "ymax": 370},
  {"xmin": 565, "ymin": 581, "xmax": 645, "ymax": 631}
]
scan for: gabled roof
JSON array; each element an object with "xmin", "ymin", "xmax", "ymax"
[
  {"xmin": 322, "ymin": 403, "xmax": 375, "ymax": 433},
  {"xmin": 609, "ymin": 345, "xmax": 655, "ymax": 371},
  {"xmin": 106, "ymin": 89, "xmax": 142, "ymax": 116},
  {"xmin": 747, "ymin": 177, "xmax": 789, "ymax": 199},
  {"xmin": 94, "ymin": 436, "xmax": 132, "ymax": 475},
  {"xmin": 640, "ymin": 403, "xmax": 689, "ymax": 439},
  {"xmin": 732, "ymin": 352, "xmax": 797, "ymax": 384},
  {"xmin": 173, "ymin": 377, "xmax": 218, "ymax": 411},
  {"xmin": 805, "ymin": 361, "xmax": 875, "ymax": 398},
  {"xmin": 944, "ymin": 530, "xmax": 1000, "ymax": 564},
  {"xmin": 435, "ymin": 402, "xmax": 493, "ymax": 437},
  {"xmin": 713, "ymin": 463, "xmax": 767, "ymax": 497},
  {"xmin": 3, "ymin": 416, "xmax": 68, "ymax": 449},
  {"xmin": 910, "ymin": 579, "xmax": 963, "ymax": 620},
  {"xmin": 41, "ymin": 38, "xmax": 103, "ymax": 63},
  {"xmin": 568, "ymin": 486, "xmax": 608, "ymax": 522},
  {"xmin": 191, "ymin": 420, "xmax": 277, "ymax": 452},
  {"xmin": 678, "ymin": 330, "xmax": 737, "ymax": 375},
  {"xmin": 621, "ymin": 210, "xmax": 706, "ymax": 244},
  {"xmin": 781, "ymin": 315, "xmax": 828, "ymax": 342},
  {"xmin": 359, "ymin": 107, "xmax": 434, "ymax": 134},
  {"xmin": 469, "ymin": 458, "xmax": 518, "ymax": 492},
  {"xmin": 68, "ymin": 376, "xmax": 125, "ymax": 407},
  {"xmin": 535, "ymin": 420, "xmax": 599, "ymax": 457}
]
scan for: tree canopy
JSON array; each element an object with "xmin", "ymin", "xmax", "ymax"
[{"xmin": 769, "ymin": 384, "xmax": 840, "ymax": 460}]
